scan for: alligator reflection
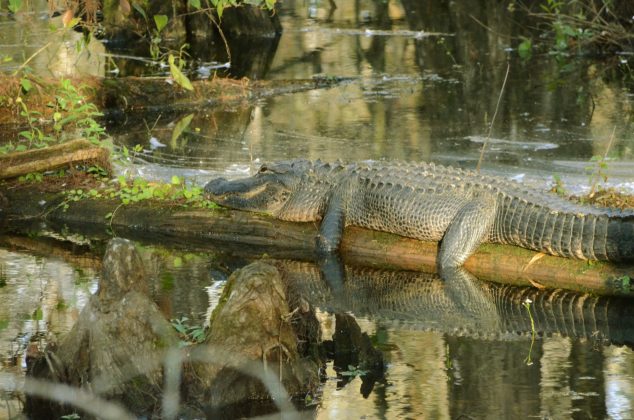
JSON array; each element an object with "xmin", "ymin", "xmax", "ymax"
[
  {"xmin": 281, "ymin": 260, "xmax": 634, "ymax": 347},
  {"xmin": 285, "ymin": 260, "xmax": 634, "ymax": 417}
]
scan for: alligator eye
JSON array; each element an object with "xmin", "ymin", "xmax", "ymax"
[{"xmin": 259, "ymin": 166, "xmax": 268, "ymax": 173}]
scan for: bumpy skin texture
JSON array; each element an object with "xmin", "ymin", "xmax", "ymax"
[{"xmin": 205, "ymin": 160, "xmax": 634, "ymax": 268}]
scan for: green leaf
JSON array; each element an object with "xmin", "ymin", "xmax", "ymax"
[
  {"xmin": 216, "ymin": 2, "xmax": 224, "ymax": 19},
  {"xmin": 65, "ymin": 17, "xmax": 81, "ymax": 29},
  {"xmin": 32, "ymin": 307, "xmax": 43, "ymax": 321},
  {"xmin": 19, "ymin": 130, "xmax": 33, "ymax": 140},
  {"xmin": 173, "ymin": 256, "xmax": 183, "ymax": 268},
  {"xmin": 171, "ymin": 113, "xmax": 194, "ymax": 145},
  {"xmin": 132, "ymin": 2, "xmax": 147, "ymax": 20},
  {"xmin": 518, "ymin": 38, "xmax": 532, "ymax": 60},
  {"xmin": 20, "ymin": 78, "xmax": 32, "ymax": 93},
  {"xmin": 168, "ymin": 54, "xmax": 194, "ymax": 91},
  {"xmin": 171, "ymin": 175, "xmax": 181, "ymax": 185},
  {"xmin": 154, "ymin": 14, "xmax": 168, "ymax": 32},
  {"xmin": 8, "ymin": 0, "xmax": 22, "ymax": 13},
  {"xmin": 189, "ymin": 0, "xmax": 201, "ymax": 9},
  {"xmin": 172, "ymin": 320, "xmax": 187, "ymax": 334}
]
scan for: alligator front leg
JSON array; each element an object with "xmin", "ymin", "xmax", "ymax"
[
  {"xmin": 316, "ymin": 189, "xmax": 348, "ymax": 292},
  {"xmin": 316, "ymin": 189, "xmax": 347, "ymax": 255},
  {"xmin": 437, "ymin": 194, "xmax": 497, "ymax": 271}
]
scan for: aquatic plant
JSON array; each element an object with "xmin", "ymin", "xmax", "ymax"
[
  {"xmin": 171, "ymin": 316, "xmax": 206, "ymax": 345},
  {"xmin": 522, "ymin": 297, "xmax": 536, "ymax": 366},
  {"xmin": 585, "ymin": 127, "xmax": 616, "ymax": 198},
  {"xmin": 340, "ymin": 364, "xmax": 369, "ymax": 378}
]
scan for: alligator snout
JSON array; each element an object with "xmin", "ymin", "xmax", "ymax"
[
  {"xmin": 204, "ymin": 178, "xmax": 231, "ymax": 195},
  {"xmin": 204, "ymin": 177, "xmax": 264, "ymax": 195}
]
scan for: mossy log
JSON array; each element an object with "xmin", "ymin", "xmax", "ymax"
[
  {"xmin": 1, "ymin": 183, "xmax": 632, "ymax": 297},
  {"xmin": 0, "ymin": 139, "xmax": 110, "ymax": 180},
  {"xmin": 0, "ymin": 75, "xmax": 352, "ymax": 126}
]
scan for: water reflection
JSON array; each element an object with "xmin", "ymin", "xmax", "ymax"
[{"xmin": 1, "ymin": 236, "xmax": 634, "ymax": 418}]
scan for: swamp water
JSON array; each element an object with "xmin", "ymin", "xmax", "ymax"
[{"xmin": 2, "ymin": 0, "xmax": 634, "ymax": 418}]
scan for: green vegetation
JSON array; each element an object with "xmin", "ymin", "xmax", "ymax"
[
  {"xmin": 171, "ymin": 316, "xmax": 206, "ymax": 345},
  {"xmin": 340, "ymin": 364, "xmax": 369, "ymax": 378},
  {"xmin": 0, "ymin": 75, "xmax": 107, "ymax": 155},
  {"xmin": 114, "ymin": 0, "xmax": 278, "ymax": 90},
  {"xmin": 0, "ymin": 1, "xmax": 109, "ymax": 155},
  {"xmin": 59, "ymin": 174, "xmax": 217, "ymax": 214},
  {"xmin": 550, "ymin": 174, "xmax": 567, "ymax": 196},
  {"xmin": 525, "ymin": 0, "xmax": 634, "ymax": 55},
  {"xmin": 611, "ymin": 275, "xmax": 631, "ymax": 292}
]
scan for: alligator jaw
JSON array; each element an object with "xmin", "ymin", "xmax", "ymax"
[{"xmin": 204, "ymin": 175, "xmax": 291, "ymax": 216}]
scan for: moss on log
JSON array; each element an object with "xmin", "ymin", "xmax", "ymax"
[{"xmin": 0, "ymin": 182, "xmax": 632, "ymax": 297}]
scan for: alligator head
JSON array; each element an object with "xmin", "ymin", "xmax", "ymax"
[{"xmin": 204, "ymin": 160, "xmax": 333, "ymax": 221}]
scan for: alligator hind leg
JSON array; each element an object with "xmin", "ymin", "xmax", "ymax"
[
  {"xmin": 437, "ymin": 194, "xmax": 497, "ymax": 271},
  {"xmin": 437, "ymin": 195, "xmax": 500, "ymax": 329}
]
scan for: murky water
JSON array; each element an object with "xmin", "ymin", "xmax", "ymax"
[{"xmin": 2, "ymin": 0, "xmax": 634, "ymax": 418}]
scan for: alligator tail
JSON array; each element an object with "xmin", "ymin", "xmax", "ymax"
[
  {"xmin": 606, "ymin": 215, "xmax": 634, "ymax": 262},
  {"xmin": 513, "ymin": 207, "xmax": 633, "ymax": 262}
]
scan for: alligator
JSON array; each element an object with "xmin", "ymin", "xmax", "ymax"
[{"xmin": 204, "ymin": 160, "xmax": 634, "ymax": 270}]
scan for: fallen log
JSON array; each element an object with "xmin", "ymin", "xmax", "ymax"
[
  {"xmin": 0, "ymin": 139, "xmax": 110, "ymax": 180},
  {"xmin": 0, "ymin": 75, "xmax": 354, "ymax": 126},
  {"xmin": 0, "ymin": 182, "xmax": 632, "ymax": 297}
]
